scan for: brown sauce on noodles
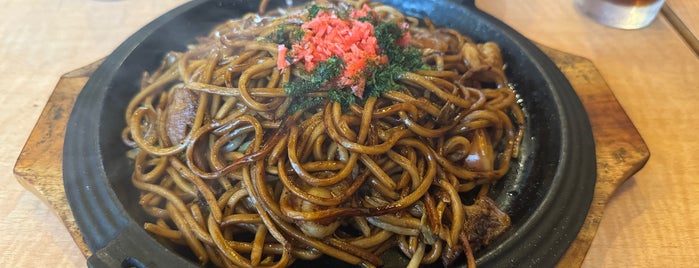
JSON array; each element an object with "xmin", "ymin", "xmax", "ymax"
[{"xmin": 123, "ymin": 1, "xmax": 525, "ymax": 267}]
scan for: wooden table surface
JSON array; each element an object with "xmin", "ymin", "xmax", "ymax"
[
  {"xmin": 666, "ymin": 0, "xmax": 699, "ymax": 39},
  {"xmin": 1, "ymin": 0, "xmax": 697, "ymax": 267}
]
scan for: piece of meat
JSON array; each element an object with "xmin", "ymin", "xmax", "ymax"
[
  {"xmin": 478, "ymin": 42, "xmax": 504, "ymax": 71},
  {"xmin": 461, "ymin": 42, "xmax": 482, "ymax": 70},
  {"xmin": 410, "ymin": 28, "xmax": 459, "ymax": 53},
  {"xmin": 442, "ymin": 196, "xmax": 510, "ymax": 266},
  {"xmin": 441, "ymin": 242, "xmax": 463, "ymax": 267},
  {"xmin": 462, "ymin": 196, "xmax": 511, "ymax": 250},
  {"xmin": 164, "ymin": 85, "xmax": 199, "ymax": 145},
  {"xmin": 462, "ymin": 41, "xmax": 504, "ymax": 71}
]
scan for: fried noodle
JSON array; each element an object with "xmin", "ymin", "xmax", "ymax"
[{"xmin": 123, "ymin": 1, "xmax": 524, "ymax": 267}]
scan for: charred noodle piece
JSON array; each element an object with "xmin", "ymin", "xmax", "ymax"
[
  {"xmin": 398, "ymin": 110, "xmax": 453, "ymax": 138},
  {"xmin": 288, "ymin": 122, "xmax": 362, "ymax": 187},
  {"xmin": 278, "ymin": 157, "xmax": 369, "ymax": 206},
  {"xmin": 124, "ymin": 0, "xmax": 524, "ymax": 267},
  {"xmin": 130, "ymin": 107, "xmax": 189, "ymax": 156},
  {"xmin": 246, "ymin": 164, "xmax": 373, "ymax": 267},
  {"xmin": 324, "ymin": 102, "xmax": 412, "ymax": 155},
  {"xmin": 237, "ymin": 58, "xmax": 286, "ymax": 111},
  {"xmin": 398, "ymin": 72, "xmax": 475, "ymax": 109},
  {"xmin": 166, "ymin": 203, "xmax": 209, "ymax": 264}
]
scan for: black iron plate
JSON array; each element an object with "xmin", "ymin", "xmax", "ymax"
[{"xmin": 63, "ymin": 1, "xmax": 596, "ymax": 267}]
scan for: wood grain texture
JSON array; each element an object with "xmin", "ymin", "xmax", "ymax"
[
  {"xmin": 13, "ymin": 74, "xmax": 92, "ymax": 258},
  {"xmin": 13, "ymin": 60, "xmax": 104, "ymax": 259},
  {"xmin": 541, "ymin": 47, "xmax": 650, "ymax": 268},
  {"xmin": 1, "ymin": 1, "xmax": 190, "ymax": 267},
  {"xmin": 663, "ymin": 3, "xmax": 699, "ymax": 55},
  {"xmin": 666, "ymin": 0, "xmax": 699, "ymax": 41},
  {"xmin": 13, "ymin": 46, "xmax": 649, "ymax": 266}
]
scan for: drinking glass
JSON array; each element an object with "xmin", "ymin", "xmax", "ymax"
[{"xmin": 575, "ymin": 0, "xmax": 667, "ymax": 29}]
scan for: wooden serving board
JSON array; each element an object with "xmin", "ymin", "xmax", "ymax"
[{"xmin": 13, "ymin": 46, "xmax": 649, "ymax": 267}]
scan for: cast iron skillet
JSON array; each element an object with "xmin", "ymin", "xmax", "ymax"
[{"xmin": 64, "ymin": 0, "xmax": 596, "ymax": 267}]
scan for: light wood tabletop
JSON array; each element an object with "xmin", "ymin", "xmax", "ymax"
[
  {"xmin": 2, "ymin": 0, "xmax": 697, "ymax": 267},
  {"xmin": 666, "ymin": 0, "xmax": 699, "ymax": 38}
]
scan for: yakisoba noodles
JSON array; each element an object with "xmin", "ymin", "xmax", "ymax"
[{"xmin": 123, "ymin": 1, "xmax": 524, "ymax": 267}]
